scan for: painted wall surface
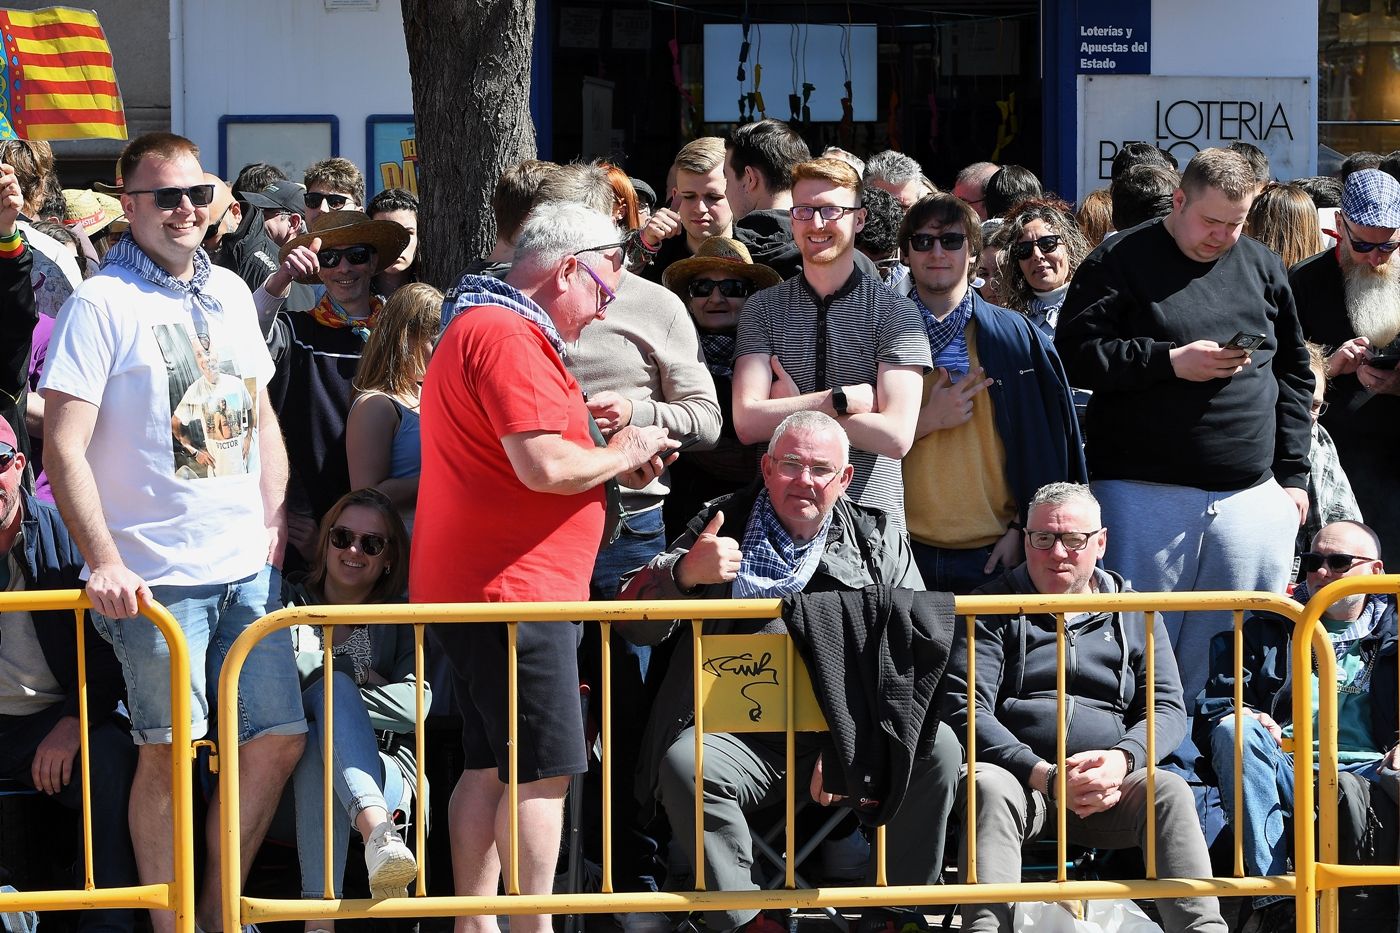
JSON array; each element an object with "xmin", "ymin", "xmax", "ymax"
[{"xmin": 178, "ymin": 0, "xmax": 412, "ymax": 182}]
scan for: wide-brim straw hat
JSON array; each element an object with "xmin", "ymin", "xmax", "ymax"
[
  {"xmin": 278, "ymin": 210, "xmax": 410, "ymax": 284},
  {"xmin": 63, "ymin": 188, "xmax": 123, "ymax": 234},
  {"xmin": 662, "ymin": 236, "xmax": 782, "ymax": 296}
]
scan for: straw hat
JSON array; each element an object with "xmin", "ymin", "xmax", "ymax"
[
  {"xmin": 661, "ymin": 236, "xmax": 782, "ymax": 296},
  {"xmin": 62, "ymin": 188, "xmax": 123, "ymax": 234},
  {"xmin": 278, "ymin": 210, "xmax": 410, "ymax": 284}
]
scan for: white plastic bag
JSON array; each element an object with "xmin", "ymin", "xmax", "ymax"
[{"xmin": 1013, "ymin": 899, "xmax": 1164, "ymax": 933}]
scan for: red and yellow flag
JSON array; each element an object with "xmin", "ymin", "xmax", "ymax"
[{"xmin": 0, "ymin": 6, "xmax": 125, "ymax": 140}]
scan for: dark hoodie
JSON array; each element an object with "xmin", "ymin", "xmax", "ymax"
[
  {"xmin": 735, "ymin": 209, "xmax": 883, "ymax": 282},
  {"xmin": 941, "ymin": 565, "xmax": 1186, "ymax": 786}
]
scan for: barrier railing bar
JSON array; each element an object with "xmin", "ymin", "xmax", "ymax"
[
  {"xmin": 1293, "ymin": 594, "xmax": 1320, "ymax": 933},
  {"xmin": 1314, "ymin": 623, "xmax": 1339, "ymax": 933},
  {"xmin": 783, "ymin": 634, "xmax": 796, "ymax": 889},
  {"xmin": 507, "ymin": 621, "xmax": 520, "ymax": 896},
  {"xmin": 964, "ymin": 611, "xmax": 977, "ymax": 886},
  {"xmin": 601, "ymin": 619, "xmax": 614, "ymax": 894},
  {"xmin": 1232, "ymin": 609, "xmax": 1244, "ymax": 879},
  {"xmin": 1144, "ymin": 609, "xmax": 1157, "ymax": 880},
  {"xmin": 1055, "ymin": 610, "xmax": 1067, "ymax": 883},
  {"xmin": 322, "ymin": 623, "xmax": 336, "ymax": 901},
  {"xmin": 74, "ymin": 607, "xmax": 94, "ymax": 890},
  {"xmin": 691, "ymin": 619, "xmax": 705, "ymax": 892},
  {"xmin": 413, "ymin": 622, "xmax": 427, "ymax": 896}
]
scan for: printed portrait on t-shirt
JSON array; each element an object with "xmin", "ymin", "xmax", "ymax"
[{"xmin": 152, "ymin": 323, "xmax": 258, "ymax": 480}]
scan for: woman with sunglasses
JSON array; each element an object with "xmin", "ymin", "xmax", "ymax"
[
  {"xmin": 346, "ymin": 283, "xmax": 441, "ymax": 535},
  {"xmin": 283, "ymin": 488, "xmax": 427, "ymax": 918},
  {"xmin": 660, "ymin": 236, "xmax": 780, "ymax": 536},
  {"xmin": 996, "ymin": 199, "xmax": 1090, "ymax": 337}
]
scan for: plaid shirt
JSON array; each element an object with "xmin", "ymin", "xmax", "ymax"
[
  {"xmin": 1298, "ymin": 422, "xmax": 1363, "ymax": 558},
  {"xmin": 731, "ymin": 490, "xmax": 833, "ymax": 599}
]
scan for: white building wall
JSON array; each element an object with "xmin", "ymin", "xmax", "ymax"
[{"xmin": 177, "ymin": 0, "xmax": 412, "ymax": 182}]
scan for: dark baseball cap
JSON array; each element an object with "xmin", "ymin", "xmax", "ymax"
[{"xmin": 239, "ymin": 180, "xmax": 306, "ymax": 216}]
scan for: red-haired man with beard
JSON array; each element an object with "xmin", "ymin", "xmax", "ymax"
[{"xmin": 1291, "ymin": 168, "xmax": 1400, "ymax": 558}]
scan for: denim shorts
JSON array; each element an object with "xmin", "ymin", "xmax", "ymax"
[{"xmin": 92, "ymin": 564, "xmax": 307, "ymax": 745}]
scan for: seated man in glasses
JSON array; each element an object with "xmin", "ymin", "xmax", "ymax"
[
  {"xmin": 265, "ymin": 211, "xmax": 409, "ymax": 567},
  {"xmin": 618, "ymin": 411, "xmax": 961, "ymax": 933},
  {"xmin": 894, "ymin": 192, "xmax": 1085, "ymax": 594},
  {"xmin": 1196, "ymin": 519, "xmax": 1398, "ymax": 932},
  {"xmin": 942, "ymin": 482, "xmax": 1227, "ymax": 933}
]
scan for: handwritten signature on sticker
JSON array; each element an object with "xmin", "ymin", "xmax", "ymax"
[{"xmin": 703, "ymin": 652, "xmax": 779, "ymax": 722}]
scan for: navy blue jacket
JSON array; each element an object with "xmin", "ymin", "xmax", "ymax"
[
  {"xmin": 969, "ymin": 292, "xmax": 1088, "ymax": 516},
  {"xmin": 16, "ymin": 491, "xmax": 126, "ymax": 719},
  {"xmin": 1193, "ymin": 596, "xmax": 1398, "ymax": 784}
]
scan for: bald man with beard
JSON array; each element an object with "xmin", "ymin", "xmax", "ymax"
[{"xmin": 1291, "ymin": 169, "xmax": 1400, "ymax": 558}]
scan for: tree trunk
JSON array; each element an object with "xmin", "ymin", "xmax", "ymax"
[{"xmin": 401, "ymin": 0, "xmax": 536, "ymax": 290}]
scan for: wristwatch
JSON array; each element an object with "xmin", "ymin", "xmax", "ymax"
[{"xmin": 832, "ymin": 386, "xmax": 849, "ymax": 415}]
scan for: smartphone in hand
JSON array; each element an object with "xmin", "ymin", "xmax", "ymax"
[{"xmin": 1224, "ymin": 331, "xmax": 1267, "ymax": 352}]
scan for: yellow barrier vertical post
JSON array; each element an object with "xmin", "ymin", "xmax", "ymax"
[
  {"xmin": 414, "ymin": 622, "xmax": 427, "ymax": 896},
  {"xmin": 1292, "ymin": 609, "xmax": 1318, "ymax": 933},
  {"xmin": 74, "ymin": 609, "xmax": 95, "ymax": 890},
  {"xmin": 1144, "ymin": 610, "xmax": 1156, "ymax": 880},
  {"xmin": 323, "ymin": 624, "xmax": 336, "ymax": 901},
  {"xmin": 965, "ymin": 612, "xmax": 978, "ymax": 885},
  {"xmin": 691, "ymin": 620, "xmax": 705, "ymax": 891},
  {"xmin": 1314, "ymin": 625, "xmax": 1339, "ymax": 933},
  {"xmin": 507, "ymin": 621, "xmax": 520, "ymax": 895},
  {"xmin": 783, "ymin": 635, "xmax": 795, "ymax": 889},
  {"xmin": 159, "ymin": 603, "xmax": 195, "ymax": 933},
  {"xmin": 1232, "ymin": 609, "xmax": 1244, "ymax": 878},
  {"xmin": 602, "ymin": 620, "xmax": 613, "ymax": 894},
  {"xmin": 1055, "ymin": 611, "xmax": 1067, "ymax": 882}
]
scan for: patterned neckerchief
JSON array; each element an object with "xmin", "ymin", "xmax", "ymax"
[
  {"xmin": 102, "ymin": 233, "xmax": 224, "ymax": 334},
  {"xmin": 912, "ymin": 285, "xmax": 974, "ymax": 373},
  {"xmin": 309, "ymin": 293, "xmax": 385, "ymax": 342},
  {"xmin": 700, "ymin": 332, "xmax": 736, "ymax": 378},
  {"xmin": 730, "ymin": 491, "xmax": 834, "ymax": 599}
]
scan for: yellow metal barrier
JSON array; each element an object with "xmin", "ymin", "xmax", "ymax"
[
  {"xmin": 0, "ymin": 591, "xmax": 195, "ymax": 933},
  {"xmin": 217, "ymin": 591, "xmax": 1344, "ymax": 931},
  {"xmin": 1301, "ymin": 573, "xmax": 1400, "ymax": 933}
]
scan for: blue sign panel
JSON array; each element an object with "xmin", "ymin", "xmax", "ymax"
[{"xmin": 1074, "ymin": 0, "xmax": 1150, "ymax": 75}]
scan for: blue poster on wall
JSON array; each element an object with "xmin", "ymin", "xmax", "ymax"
[
  {"xmin": 366, "ymin": 114, "xmax": 417, "ymax": 198},
  {"xmin": 1074, "ymin": 0, "xmax": 1150, "ymax": 75}
]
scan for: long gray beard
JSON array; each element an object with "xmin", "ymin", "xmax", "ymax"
[{"xmin": 1344, "ymin": 259, "xmax": 1400, "ymax": 348}]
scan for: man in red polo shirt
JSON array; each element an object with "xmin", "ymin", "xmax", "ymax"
[{"xmin": 412, "ymin": 200, "xmax": 675, "ymax": 933}]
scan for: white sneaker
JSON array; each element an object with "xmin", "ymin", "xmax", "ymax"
[{"xmin": 365, "ymin": 821, "xmax": 417, "ymax": 899}]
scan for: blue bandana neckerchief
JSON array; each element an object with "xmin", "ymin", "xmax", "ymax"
[
  {"xmin": 730, "ymin": 490, "xmax": 833, "ymax": 599},
  {"xmin": 102, "ymin": 233, "xmax": 224, "ymax": 336},
  {"xmin": 912, "ymin": 285, "xmax": 973, "ymax": 374},
  {"xmin": 1293, "ymin": 582, "xmax": 1387, "ymax": 691},
  {"xmin": 440, "ymin": 274, "xmax": 567, "ymax": 358}
]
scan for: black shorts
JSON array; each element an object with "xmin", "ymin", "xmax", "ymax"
[{"xmin": 429, "ymin": 620, "xmax": 587, "ymax": 782}]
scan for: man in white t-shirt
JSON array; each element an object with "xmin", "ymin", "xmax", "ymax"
[{"xmin": 39, "ymin": 132, "xmax": 306, "ymax": 933}]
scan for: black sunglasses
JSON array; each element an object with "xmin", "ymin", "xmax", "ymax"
[
  {"xmin": 329, "ymin": 526, "xmax": 388, "ymax": 557},
  {"xmin": 126, "ymin": 185, "xmax": 216, "ymax": 210},
  {"xmin": 318, "ymin": 245, "xmax": 375, "ymax": 268},
  {"xmin": 1298, "ymin": 551, "xmax": 1375, "ymax": 574},
  {"xmin": 688, "ymin": 278, "xmax": 752, "ymax": 299},
  {"xmin": 304, "ymin": 192, "xmax": 352, "ymax": 210},
  {"xmin": 203, "ymin": 202, "xmax": 234, "ymax": 241},
  {"xmin": 0, "ymin": 443, "xmax": 15, "ymax": 473},
  {"xmin": 1011, "ymin": 235, "xmax": 1064, "ymax": 261},
  {"xmin": 1340, "ymin": 218, "xmax": 1400, "ymax": 255},
  {"xmin": 909, "ymin": 232, "xmax": 968, "ymax": 252}
]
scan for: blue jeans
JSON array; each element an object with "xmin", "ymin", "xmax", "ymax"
[
  {"xmin": 1208, "ymin": 714, "xmax": 1384, "ymax": 907},
  {"xmin": 292, "ymin": 672, "xmax": 406, "ymax": 898},
  {"xmin": 910, "ymin": 541, "xmax": 1000, "ymax": 595},
  {"xmin": 93, "ymin": 564, "xmax": 306, "ymax": 744}
]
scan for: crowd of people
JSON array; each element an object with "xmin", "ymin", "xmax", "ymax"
[{"xmin": 0, "ymin": 123, "xmax": 1397, "ymax": 933}]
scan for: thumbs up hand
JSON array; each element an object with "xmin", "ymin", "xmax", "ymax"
[{"xmin": 675, "ymin": 510, "xmax": 743, "ymax": 592}]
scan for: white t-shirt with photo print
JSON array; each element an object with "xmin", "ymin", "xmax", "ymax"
[{"xmin": 39, "ymin": 262, "xmax": 275, "ymax": 587}]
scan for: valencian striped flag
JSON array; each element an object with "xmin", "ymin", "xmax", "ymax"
[{"xmin": 0, "ymin": 6, "xmax": 125, "ymax": 140}]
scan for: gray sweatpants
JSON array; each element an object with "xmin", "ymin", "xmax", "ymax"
[
  {"xmin": 955, "ymin": 762, "xmax": 1227, "ymax": 933},
  {"xmin": 657, "ymin": 722, "xmax": 962, "ymax": 931},
  {"xmin": 1091, "ymin": 478, "xmax": 1297, "ymax": 705}
]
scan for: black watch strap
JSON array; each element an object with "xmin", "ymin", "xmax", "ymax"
[{"xmin": 832, "ymin": 386, "xmax": 848, "ymax": 415}]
